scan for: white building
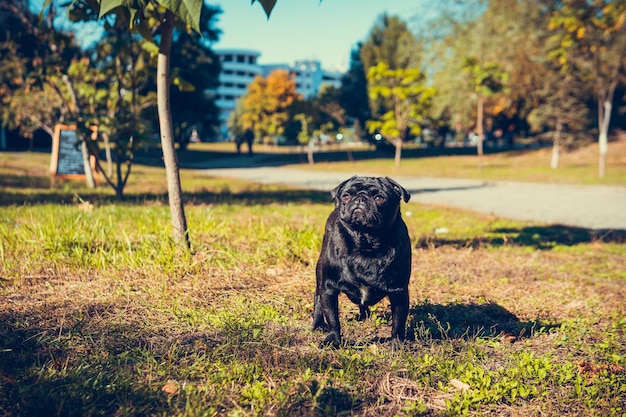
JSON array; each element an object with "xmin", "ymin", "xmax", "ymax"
[
  {"xmin": 213, "ymin": 49, "xmax": 263, "ymax": 140},
  {"xmin": 212, "ymin": 49, "xmax": 344, "ymax": 140}
]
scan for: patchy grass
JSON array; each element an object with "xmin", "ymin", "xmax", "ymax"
[{"xmin": 0, "ymin": 151, "xmax": 625, "ymax": 416}]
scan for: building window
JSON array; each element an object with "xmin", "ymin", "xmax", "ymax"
[
  {"xmin": 237, "ymin": 55, "xmax": 245, "ymax": 63},
  {"xmin": 223, "ymin": 54, "xmax": 233, "ymax": 62}
]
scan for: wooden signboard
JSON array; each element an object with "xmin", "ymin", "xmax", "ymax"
[{"xmin": 49, "ymin": 124, "xmax": 97, "ymax": 185}]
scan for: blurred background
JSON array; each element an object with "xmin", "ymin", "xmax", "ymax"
[{"xmin": 1, "ymin": 0, "xmax": 624, "ymax": 167}]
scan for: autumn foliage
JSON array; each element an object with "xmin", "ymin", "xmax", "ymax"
[{"xmin": 234, "ymin": 69, "xmax": 302, "ymax": 142}]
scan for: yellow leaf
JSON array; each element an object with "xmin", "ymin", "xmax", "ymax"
[
  {"xmin": 576, "ymin": 27, "xmax": 585, "ymax": 39},
  {"xmin": 162, "ymin": 379, "xmax": 180, "ymax": 395}
]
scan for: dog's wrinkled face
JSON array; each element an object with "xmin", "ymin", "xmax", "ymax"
[{"xmin": 331, "ymin": 176, "xmax": 410, "ymax": 231}]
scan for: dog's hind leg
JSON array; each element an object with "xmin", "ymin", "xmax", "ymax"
[{"xmin": 389, "ymin": 291, "xmax": 409, "ymax": 342}]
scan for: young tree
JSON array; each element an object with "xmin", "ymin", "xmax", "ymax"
[
  {"xmin": 41, "ymin": 0, "xmax": 277, "ymax": 249},
  {"xmin": 366, "ymin": 62, "xmax": 435, "ymax": 169},
  {"xmin": 84, "ymin": 0, "xmax": 206, "ymax": 249},
  {"xmin": 548, "ymin": 0, "xmax": 626, "ymax": 178},
  {"xmin": 462, "ymin": 57, "xmax": 509, "ymax": 168}
]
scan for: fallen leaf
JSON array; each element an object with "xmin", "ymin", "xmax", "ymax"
[
  {"xmin": 162, "ymin": 379, "xmax": 180, "ymax": 395},
  {"xmin": 450, "ymin": 379, "xmax": 471, "ymax": 391}
]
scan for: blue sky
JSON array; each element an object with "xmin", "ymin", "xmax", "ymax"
[
  {"xmin": 32, "ymin": 0, "xmax": 431, "ymax": 72},
  {"xmin": 211, "ymin": 1, "xmax": 427, "ymax": 72}
]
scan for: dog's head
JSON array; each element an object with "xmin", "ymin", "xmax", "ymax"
[{"xmin": 331, "ymin": 176, "xmax": 410, "ymax": 231}]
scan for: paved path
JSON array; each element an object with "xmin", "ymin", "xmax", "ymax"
[{"xmin": 200, "ymin": 166, "xmax": 626, "ymax": 231}]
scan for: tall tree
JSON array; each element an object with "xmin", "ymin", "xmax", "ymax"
[
  {"xmin": 360, "ymin": 14, "xmax": 421, "ymax": 119},
  {"xmin": 339, "ymin": 43, "xmax": 371, "ymax": 140},
  {"xmin": 0, "ymin": 0, "xmax": 82, "ymax": 139},
  {"xmin": 527, "ymin": 68, "xmax": 591, "ymax": 169},
  {"xmin": 548, "ymin": 0, "xmax": 626, "ymax": 178},
  {"xmin": 366, "ymin": 62, "xmax": 435, "ymax": 169},
  {"xmin": 429, "ymin": 0, "xmax": 544, "ymax": 148}
]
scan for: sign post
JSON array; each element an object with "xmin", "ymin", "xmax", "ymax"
[{"xmin": 49, "ymin": 124, "xmax": 97, "ymax": 186}]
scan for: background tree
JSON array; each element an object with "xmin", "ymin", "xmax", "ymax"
[
  {"xmin": 462, "ymin": 57, "xmax": 509, "ymax": 168},
  {"xmin": 527, "ymin": 69, "xmax": 591, "ymax": 169},
  {"xmin": 548, "ymin": 0, "xmax": 626, "ymax": 178},
  {"xmin": 366, "ymin": 62, "xmax": 435, "ymax": 169},
  {"xmin": 1, "ymin": 0, "xmax": 82, "ymax": 140},
  {"xmin": 236, "ymin": 70, "xmax": 302, "ymax": 143},
  {"xmin": 360, "ymin": 14, "xmax": 421, "ymax": 120},
  {"xmin": 168, "ymin": 3, "xmax": 221, "ymax": 148},
  {"xmin": 339, "ymin": 43, "xmax": 371, "ymax": 141},
  {"xmin": 91, "ymin": 27, "xmax": 157, "ymax": 199}
]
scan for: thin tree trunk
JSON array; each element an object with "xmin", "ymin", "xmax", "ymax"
[
  {"xmin": 394, "ymin": 138, "xmax": 402, "ymax": 169},
  {"xmin": 158, "ymin": 10, "xmax": 190, "ymax": 250},
  {"xmin": 598, "ymin": 80, "xmax": 617, "ymax": 179},
  {"xmin": 598, "ymin": 99, "xmax": 611, "ymax": 178},
  {"xmin": 551, "ymin": 118, "xmax": 562, "ymax": 170},
  {"xmin": 476, "ymin": 94, "xmax": 484, "ymax": 170},
  {"xmin": 102, "ymin": 132, "xmax": 113, "ymax": 177}
]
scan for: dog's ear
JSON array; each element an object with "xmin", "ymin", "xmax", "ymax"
[
  {"xmin": 331, "ymin": 176, "xmax": 357, "ymax": 203},
  {"xmin": 385, "ymin": 177, "xmax": 411, "ymax": 203}
]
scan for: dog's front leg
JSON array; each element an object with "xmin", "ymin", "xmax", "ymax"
[
  {"xmin": 312, "ymin": 290, "xmax": 326, "ymax": 331},
  {"xmin": 389, "ymin": 291, "xmax": 409, "ymax": 342},
  {"xmin": 320, "ymin": 290, "xmax": 341, "ymax": 348}
]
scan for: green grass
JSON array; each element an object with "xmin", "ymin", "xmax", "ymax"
[
  {"xmin": 171, "ymin": 138, "xmax": 626, "ymax": 185},
  {"xmin": 284, "ymin": 139, "xmax": 626, "ymax": 186},
  {"xmin": 0, "ymin": 151, "xmax": 625, "ymax": 416}
]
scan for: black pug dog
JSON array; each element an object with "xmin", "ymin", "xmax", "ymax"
[{"xmin": 313, "ymin": 176, "xmax": 411, "ymax": 348}]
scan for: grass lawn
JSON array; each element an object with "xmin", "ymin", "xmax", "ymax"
[{"xmin": 0, "ymin": 150, "xmax": 625, "ymax": 416}]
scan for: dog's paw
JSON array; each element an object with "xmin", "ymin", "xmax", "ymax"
[
  {"xmin": 320, "ymin": 332, "xmax": 341, "ymax": 349},
  {"xmin": 312, "ymin": 320, "xmax": 328, "ymax": 332},
  {"xmin": 390, "ymin": 336, "xmax": 406, "ymax": 351}
]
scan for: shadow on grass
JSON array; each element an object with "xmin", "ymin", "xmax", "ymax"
[
  {"xmin": 0, "ymin": 300, "xmax": 360, "ymax": 417},
  {"xmin": 406, "ymin": 302, "xmax": 555, "ymax": 342},
  {"xmin": 0, "ymin": 187, "xmax": 332, "ymax": 207},
  {"xmin": 416, "ymin": 224, "xmax": 626, "ymax": 250},
  {"xmin": 0, "ymin": 304, "xmax": 171, "ymax": 417}
]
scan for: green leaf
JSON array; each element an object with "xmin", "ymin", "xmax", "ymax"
[
  {"xmin": 98, "ymin": 0, "xmax": 127, "ymax": 18},
  {"xmin": 158, "ymin": 0, "xmax": 203, "ymax": 33},
  {"xmin": 252, "ymin": 0, "xmax": 277, "ymax": 19}
]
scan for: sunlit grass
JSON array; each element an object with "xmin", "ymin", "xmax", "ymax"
[{"xmin": 0, "ymin": 150, "xmax": 625, "ymax": 416}]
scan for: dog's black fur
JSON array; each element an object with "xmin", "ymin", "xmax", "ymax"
[{"xmin": 313, "ymin": 176, "xmax": 411, "ymax": 347}]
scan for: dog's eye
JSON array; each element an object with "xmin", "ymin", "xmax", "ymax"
[
  {"xmin": 375, "ymin": 195, "xmax": 385, "ymax": 203},
  {"xmin": 341, "ymin": 193, "xmax": 351, "ymax": 202}
]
